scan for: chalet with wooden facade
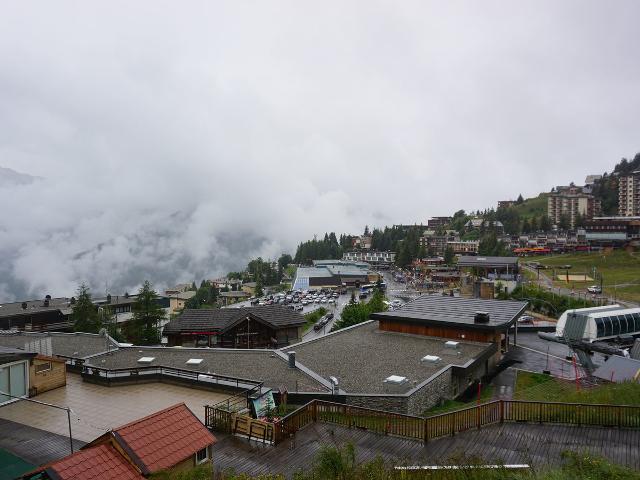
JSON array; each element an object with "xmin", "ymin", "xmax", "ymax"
[{"xmin": 162, "ymin": 306, "xmax": 306, "ymax": 348}]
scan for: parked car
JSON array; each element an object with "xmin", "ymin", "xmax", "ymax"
[
  {"xmin": 293, "ymin": 305, "xmax": 303, "ymax": 312},
  {"xmin": 518, "ymin": 315, "xmax": 534, "ymax": 324},
  {"xmin": 587, "ymin": 285, "xmax": 602, "ymax": 294}
]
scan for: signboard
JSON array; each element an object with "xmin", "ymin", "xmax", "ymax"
[{"xmin": 250, "ymin": 389, "xmax": 275, "ymax": 418}]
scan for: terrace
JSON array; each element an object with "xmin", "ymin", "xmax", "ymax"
[{"xmin": 0, "ymin": 373, "xmax": 230, "ymax": 442}]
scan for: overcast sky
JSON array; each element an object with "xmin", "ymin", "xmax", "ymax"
[{"xmin": 1, "ymin": 1, "xmax": 639, "ymax": 300}]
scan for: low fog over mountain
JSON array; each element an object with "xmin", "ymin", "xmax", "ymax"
[{"xmin": 1, "ymin": 1, "xmax": 639, "ymax": 300}]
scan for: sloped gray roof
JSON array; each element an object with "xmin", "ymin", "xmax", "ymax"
[
  {"xmin": 372, "ymin": 295, "xmax": 528, "ymax": 330},
  {"xmin": 593, "ymin": 356, "xmax": 640, "ymax": 383},
  {"xmin": 0, "ymin": 297, "xmax": 72, "ymax": 318},
  {"xmin": 163, "ymin": 306, "xmax": 306, "ymax": 334},
  {"xmin": 0, "ymin": 331, "xmax": 117, "ymax": 359}
]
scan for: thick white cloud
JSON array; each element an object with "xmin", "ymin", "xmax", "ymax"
[{"xmin": 0, "ymin": 1, "xmax": 639, "ymax": 299}]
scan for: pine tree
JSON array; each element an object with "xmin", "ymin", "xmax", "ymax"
[
  {"xmin": 72, "ymin": 284, "xmax": 101, "ymax": 333},
  {"xmin": 540, "ymin": 215, "xmax": 552, "ymax": 232},
  {"xmin": 126, "ymin": 280, "xmax": 165, "ymax": 345},
  {"xmin": 444, "ymin": 246, "xmax": 455, "ymax": 265},
  {"xmin": 559, "ymin": 214, "xmax": 571, "ymax": 231},
  {"xmin": 255, "ymin": 276, "xmax": 264, "ymax": 297}
]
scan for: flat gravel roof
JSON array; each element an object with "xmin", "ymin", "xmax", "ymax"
[
  {"xmin": 284, "ymin": 321, "xmax": 491, "ymax": 394},
  {"xmin": 85, "ymin": 347, "xmax": 329, "ymax": 393}
]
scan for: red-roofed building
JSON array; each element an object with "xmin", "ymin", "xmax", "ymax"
[
  {"xmin": 25, "ymin": 444, "xmax": 144, "ymax": 480},
  {"xmin": 23, "ymin": 403, "xmax": 216, "ymax": 479},
  {"xmin": 87, "ymin": 403, "xmax": 217, "ymax": 475}
]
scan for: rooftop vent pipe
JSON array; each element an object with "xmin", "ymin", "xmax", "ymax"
[{"xmin": 288, "ymin": 351, "xmax": 296, "ymax": 368}]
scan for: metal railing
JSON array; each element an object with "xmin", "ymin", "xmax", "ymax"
[
  {"xmin": 270, "ymin": 399, "xmax": 640, "ymax": 444},
  {"xmin": 82, "ymin": 364, "xmax": 263, "ymax": 391}
]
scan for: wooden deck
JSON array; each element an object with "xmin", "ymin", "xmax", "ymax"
[
  {"xmin": 0, "ymin": 418, "xmax": 86, "ymax": 467},
  {"xmin": 211, "ymin": 422, "xmax": 640, "ymax": 477}
]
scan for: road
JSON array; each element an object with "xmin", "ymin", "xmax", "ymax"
[{"xmin": 301, "ymin": 293, "xmax": 351, "ymax": 341}]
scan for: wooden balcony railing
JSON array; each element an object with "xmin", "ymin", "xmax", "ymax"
[{"xmin": 264, "ymin": 399, "xmax": 640, "ymax": 445}]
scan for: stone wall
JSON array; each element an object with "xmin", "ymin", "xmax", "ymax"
[
  {"xmin": 345, "ymin": 394, "xmax": 408, "ymax": 414},
  {"xmin": 406, "ymin": 368, "xmax": 453, "ymax": 416}
]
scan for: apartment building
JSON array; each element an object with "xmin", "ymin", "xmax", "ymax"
[
  {"xmin": 420, "ymin": 231, "xmax": 459, "ymax": 255},
  {"xmin": 427, "ymin": 216, "xmax": 452, "ymax": 228},
  {"xmin": 343, "ymin": 250, "xmax": 396, "ymax": 265},
  {"xmin": 447, "ymin": 240, "xmax": 479, "ymax": 255},
  {"xmin": 618, "ymin": 171, "xmax": 640, "ymax": 217},
  {"xmin": 547, "ymin": 185, "xmax": 601, "ymax": 228}
]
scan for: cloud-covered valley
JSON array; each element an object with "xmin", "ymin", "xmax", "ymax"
[{"xmin": 1, "ymin": 1, "xmax": 639, "ymax": 299}]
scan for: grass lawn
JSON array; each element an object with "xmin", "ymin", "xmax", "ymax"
[
  {"xmin": 514, "ymin": 370, "xmax": 640, "ymax": 405},
  {"xmin": 511, "ymin": 193, "xmax": 549, "ymax": 220},
  {"xmin": 302, "ymin": 307, "xmax": 327, "ymax": 333},
  {"xmin": 537, "ymin": 250, "xmax": 640, "ymax": 302},
  {"xmin": 424, "ymin": 385, "xmax": 494, "ymax": 416}
]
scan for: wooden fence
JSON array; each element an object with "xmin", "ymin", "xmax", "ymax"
[
  {"xmin": 270, "ymin": 399, "xmax": 640, "ymax": 444},
  {"xmin": 205, "ymin": 407, "xmax": 276, "ymax": 443}
]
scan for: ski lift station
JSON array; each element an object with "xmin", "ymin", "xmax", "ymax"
[{"xmin": 555, "ymin": 305, "xmax": 640, "ymax": 342}]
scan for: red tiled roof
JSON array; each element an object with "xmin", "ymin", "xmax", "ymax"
[
  {"xmin": 47, "ymin": 444, "xmax": 143, "ymax": 480},
  {"xmin": 114, "ymin": 403, "xmax": 216, "ymax": 473}
]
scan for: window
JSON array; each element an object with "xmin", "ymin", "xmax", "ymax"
[
  {"xmin": 196, "ymin": 447, "xmax": 208, "ymax": 464},
  {"xmin": 1, "ymin": 361, "xmax": 28, "ymax": 405},
  {"xmin": 595, "ymin": 318, "xmax": 605, "ymax": 337},
  {"xmin": 603, "ymin": 317, "xmax": 613, "ymax": 337},
  {"xmin": 35, "ymin": 362, "xmax": 52, "ymax": 374}
]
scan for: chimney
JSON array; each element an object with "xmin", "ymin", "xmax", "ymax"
[{"xmin": 288, "ymin": 351, "xmax": 296, "ymax": 368}]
